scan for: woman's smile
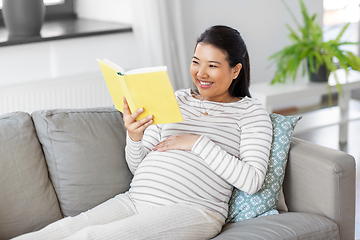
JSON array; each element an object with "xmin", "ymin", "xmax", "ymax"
[
  {"xmin": 190, "ymin": 43, "xmax": 241, "ymax": 102},
  {"xmin": 198, "ymin": 80, "xmax": 214, "ymax": 88}
]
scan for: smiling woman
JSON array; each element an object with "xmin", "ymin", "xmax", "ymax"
[{"xmin": 12, "ymin": 25, "xmax": 273, "ymax": 240}]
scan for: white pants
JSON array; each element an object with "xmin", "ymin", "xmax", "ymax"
[{"xmin": 13, "ymin": 192, "xmax": 224, "ymax": 240}]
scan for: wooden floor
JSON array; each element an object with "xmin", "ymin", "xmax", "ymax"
[{"xmin": 283, "ymin": 98, "xmax": 360, "ymax": 240}]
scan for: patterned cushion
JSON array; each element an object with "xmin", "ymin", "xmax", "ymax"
[{"xmin": 226, "ymin": 113, "xmax": 301, "ymax": 223}]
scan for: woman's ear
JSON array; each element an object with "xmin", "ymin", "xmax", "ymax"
[{"xmin": 233, "ymin": 63, "xmax": 242, "ymax": 79}]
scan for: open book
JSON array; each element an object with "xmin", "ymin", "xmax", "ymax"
[{"xmin": 97, "ymin": 58, "xmax": 184, "ymax": 125}]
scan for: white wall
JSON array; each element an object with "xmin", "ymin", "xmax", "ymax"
[
  {"xmin": 177, "ymin": 0, "xmax": 323, "ymax": 110},
  {"xmin": 0, "ymin": 33, "xmax": 138, "ymax": 87},
  {"xmin": 180, "ymin": 0, "xmax": 324, "ymax": 84},
  {"xmin": 0, "ymin": 0, "xmax": 324, "ymax": 87},
  {"xmin": 0, "ymin": 0, "xmax": 324, "ymax": 112}
]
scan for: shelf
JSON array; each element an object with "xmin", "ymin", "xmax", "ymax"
[
  {"xmin": 0, "ymin": 18, "xmax": 132, "ymax": 47},
  {"xmin": 251, "ymin": 70, "xmax": 360, "ymax": 103}
]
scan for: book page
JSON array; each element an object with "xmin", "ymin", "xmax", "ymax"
[
  {"xmin": 126, "ymin": 66, "xmax": 167, "ymax": 75},
  {"xmin": 100, "ymin": 59, "xmax": 126, "ymax": 74}
]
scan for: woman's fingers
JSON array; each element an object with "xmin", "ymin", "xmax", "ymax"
[
  {"xmin": 126, "ymin": 114, "xmax": 153, "ymax": 142},
  {"xmin": 122, "ymin": 97, "xmax": 154, "ymax": 142},
  {"xmin": 126, "ymin": 110, "xmax": 152, "ymax": 129},
  {"xmin": 123, "ymin": 97, "xmax": 145, "ymax": 122},
  {"xmin": 153, "ymin": 134, "xmax": 200, "ymax": 152},
  {"xmin": 123, "ymin": 97, "xmax": 150, "ymax": 126},
  {"xmin": 123, "ymin": 97, "xmax": 131, "ymax": 116},
  {"xmin": 154, "ymin": 137, "xmax": 178, "ymax": 152},
  {"xmin": 133, "ymin": 115, "xmax": 153, "ymax": 130}
]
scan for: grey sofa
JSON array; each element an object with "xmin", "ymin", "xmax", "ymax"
[{"xmin": 0, "ymin": 108, "xmax": 355, "ymax": 240}]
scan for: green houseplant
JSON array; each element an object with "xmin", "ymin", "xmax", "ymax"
[{"xmin": 269, "ymin": 0, "xmax": 360, "ymax": 95}]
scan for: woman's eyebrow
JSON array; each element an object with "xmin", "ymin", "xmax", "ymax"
[
  {"xmin": 192, "ymin": 56, "xmax": 221, "ymax": 65},
  {"xmin": 209, "ymin": 60, "xmax": 221, "ymax": 65}
]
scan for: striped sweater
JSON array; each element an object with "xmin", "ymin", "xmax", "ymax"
[{"xmin": 126, "ymin": 89, "xmax": 273, "ymax": 221}]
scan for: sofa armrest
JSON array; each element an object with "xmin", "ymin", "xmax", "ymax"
[{"xmin": 283, "ymin": 137, "xmax": 355, "ymax": 240}]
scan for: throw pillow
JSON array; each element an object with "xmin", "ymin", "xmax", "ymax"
[
  {"xmin": 0, "ymin": 112, "xmax": 62, "ymax": 240},
  {"xmin": 226, "ymin": 113, "xmax": 301, "ymax": 223},
  {"xmin": 32, "ymin": 107, "xmax": 132, "ymax": 217}
]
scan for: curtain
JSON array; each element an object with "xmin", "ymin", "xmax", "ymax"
[{"xmin": 131, "ymin": 0, "xmax": 190, "ymax": 90}]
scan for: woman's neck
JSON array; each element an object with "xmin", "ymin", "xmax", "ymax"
[{"xmin": 191, "ymin": 89, "xmax": 240, "ymax": 103}]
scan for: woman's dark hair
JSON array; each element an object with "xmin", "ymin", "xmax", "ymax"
[{"xmin": 195, "ymin": 25, "xmax": 251, "ymax": 98}]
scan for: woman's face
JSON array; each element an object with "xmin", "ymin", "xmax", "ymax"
[{"xmin": 190, "ymin": 43, "xmax": 241, "ymax": 102}]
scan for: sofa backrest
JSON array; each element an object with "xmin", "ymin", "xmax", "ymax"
[
  {"xmin": 0, "ymin": 112, "xmax": 62, "ymax": 240},
  {"xmin": 32, "ymin": 107, "xmax": 132, "ymax": 217}
]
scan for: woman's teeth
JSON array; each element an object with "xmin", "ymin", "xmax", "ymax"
[{"xmin": 199, "ymin": 81, "xmax": 212, "ymax": 85}]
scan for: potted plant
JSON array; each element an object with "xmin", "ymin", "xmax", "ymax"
[
  {"xmin": 2, "ymin": 0, "xmax": 45, "ymax": 40},
  {"xmin": 269, "ymin": 0, "xmax": 360, "ymax": 95}
]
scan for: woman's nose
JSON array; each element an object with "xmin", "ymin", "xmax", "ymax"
[{"xmin": 197, "ymin": 67, "xmax": 208, "ymax": 79}]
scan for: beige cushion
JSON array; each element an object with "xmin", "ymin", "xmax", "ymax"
[
  {"xmin": 32, "ymin": 108, "xmax": 132, "ymax": 217},
  {"xmin": 0, "ymin": 112, "xmax": 62, "ymax": 240},
  {"xmin": 214, "ymin": 212, "xmax": 339, "ymax": 240}
]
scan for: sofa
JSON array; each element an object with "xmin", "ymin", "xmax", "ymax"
[{"xmin": 0, "ymin": 107, "xmax": 355, "ymax": 240}]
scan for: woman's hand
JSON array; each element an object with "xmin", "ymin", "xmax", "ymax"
[
  {"xmin": 123, "ymin": 97, "xmax": 153, "ymax": 142},
  {"xmin": 153, "ymin": 134, "xmax": 200, "ymax": 152}
]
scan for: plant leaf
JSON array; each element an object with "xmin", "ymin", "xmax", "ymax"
[{"xmin": 335, "ymin": 23, "xmax": 350, "ymax": 42}]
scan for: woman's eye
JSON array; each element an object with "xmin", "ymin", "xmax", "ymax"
[
  {"xmin": 192, "ymin": 60, "xmax": 199, "ymax": 64},
  {"xmin": 209, "ymin": 64, "xmax": 217, "ymax": 68}
]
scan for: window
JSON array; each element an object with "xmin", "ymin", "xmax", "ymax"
[
  {"xmin": 0, "ymin": 0, "xmax": 76, "ymax": 25},
  {"xmin": 323, "ymin": 0, "xmax": 360, "ymax": 55},
  {"xmin": 323, "ymin": 0, "xmax": 360, "ymax": 25}
]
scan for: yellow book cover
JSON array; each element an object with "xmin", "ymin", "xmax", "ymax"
[{"xmin": 97, "ymin": 58, "xmax": 184, "ymax": 125}]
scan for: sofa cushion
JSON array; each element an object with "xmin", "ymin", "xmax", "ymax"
[
  {"xmin": 214, "ymin": 212, "xmax": 339, "ymax": 240},
  {"xmin": 0, "ymin": 112, "xmax": 62, "ymax": 240},
  {"xmin": 32, "ymin": 108, "xmax": 132, "ymax": 217},
  {"xmin": 226, "ymin": 114, "xmax": 301, "ymax": 222}
]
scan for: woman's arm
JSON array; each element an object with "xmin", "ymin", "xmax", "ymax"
[
  {"xmin": 122, "ymin": 97, "xmax": 158, "ymax": 174},
  {"xmin": 125, "ymin": 125, "xmax": 162, "ymax": 174},
  {"xmin": 192, "ymin": 111, "xmax": 272, "ymax": 194},
  {"xmin": 153, "ymin": 109, "xmax": 272, "ymax": 195}
]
